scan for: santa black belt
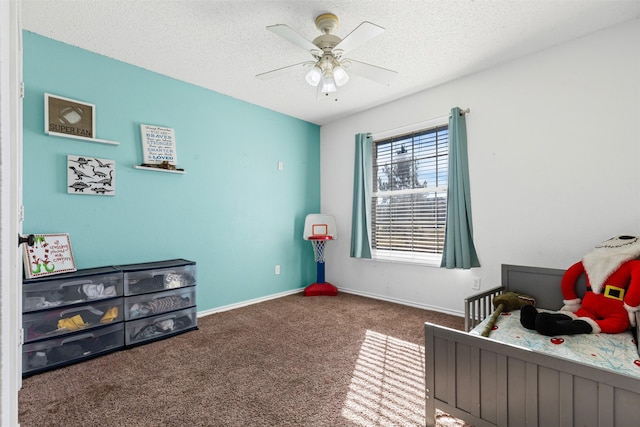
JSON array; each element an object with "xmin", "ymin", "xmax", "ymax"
[{"xmin": 586, "ymin": 285, "xmax": 625, "ymax": 301}]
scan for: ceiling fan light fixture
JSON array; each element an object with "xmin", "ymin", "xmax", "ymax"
[
  {"xmin": 259, "ymin": 13, "xmax": 397, "ymax": 95},
  {"xmin": 333, "ymin": 65, "xmax": 349, "ymax": 86},
  {"xmin": 321, "ymin": 75, "xmax": 337, "ymax": 94},
  {"xmin": 305, "ymin": 66, "xmax": 322, "ymax": 86}
]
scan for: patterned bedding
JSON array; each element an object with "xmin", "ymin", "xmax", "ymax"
[{"xmin": 470, "ymin": 309, "xmax": 640, "ymax": 379}]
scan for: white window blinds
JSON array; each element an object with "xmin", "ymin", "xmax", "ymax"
[{"xmin": 371, "ymin": 125, "xmax": 448, "ymax": 264}]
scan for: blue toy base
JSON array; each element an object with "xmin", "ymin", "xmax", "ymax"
[{"xmin": 304, "ymin": 282, "xmax": 338, "ymax": 297}]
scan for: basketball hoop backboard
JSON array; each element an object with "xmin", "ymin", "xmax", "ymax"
[{"xmin": 303, "ymin": 214, "xmax": 337, "ymax": 240}]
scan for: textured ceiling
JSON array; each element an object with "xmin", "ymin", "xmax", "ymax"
[{"xmin": 21, "ymin": 0, "xmax": 639, "ymax": 125}]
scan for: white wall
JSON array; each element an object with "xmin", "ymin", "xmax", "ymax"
[{"xmin": 320, "ymin": 19, "xmax": 640, "ymax": 316}]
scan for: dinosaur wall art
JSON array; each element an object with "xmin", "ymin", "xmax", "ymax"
[{"xmin": 67, "ymin": 155, "xmax": 115, "ymax": 196}]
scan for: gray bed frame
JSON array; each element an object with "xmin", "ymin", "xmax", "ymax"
[{"xmin": 424, "ymin": 264, "xmax": 640, "ymax": 427}]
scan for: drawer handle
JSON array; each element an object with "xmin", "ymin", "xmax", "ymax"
[
  {"xmin": 151, "ymin": 269, "xmax": 176, "ymax": 277},
  {"xmin": 61, "ymin": 333, "xmax": 94, "ymax": 344},
  {"xmin": 152, "ymin": 291, "xmax": 177, "ymax": 299},
  {"xmin": 59, "ymin": 280, "xmax": 93, "ymax": 289},
  {"xmin": 154, "ymin": 314, "xmax": 177, "ymax": 323},
  {"xmin": 60, "ymin": 306, "xmax": 104, "ymax": 317}
]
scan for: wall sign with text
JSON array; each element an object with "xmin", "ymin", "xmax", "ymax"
[
  {"xmin": 45, "ymin": 93, "xmax": 95, "ymax": 139},
  {"xmin": 22, "ymin": 233, "xmax": 77, "ymax": 279},
  {"xmin": 140, "ymin": 124, "xmax": 177, "ymax": 165}
]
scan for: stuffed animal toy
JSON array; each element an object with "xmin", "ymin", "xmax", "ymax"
[
  {"xmin": 481, "ymin": 292, "xmax": 535, "ymax": 337},
  {"xmin": 521, "ymin": 235, "xmax": 640, "ymax": 336}
]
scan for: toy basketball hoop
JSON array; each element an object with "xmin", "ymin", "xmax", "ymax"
[
  {"xmin": 309, "ymin": 235, "xmax": 332, "ymax": 263},
  {"xmin": 303, "ymin": 214, "xmax": 338, "ymax": 296}
]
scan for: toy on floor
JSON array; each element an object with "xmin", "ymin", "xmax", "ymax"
[
  {"xmin": 521, "ymin": 234, "xmax": 640, "ymax": 336},
  {"xmin": 303, "ymin": 214, "xmax": 338, "ymax": 296}
]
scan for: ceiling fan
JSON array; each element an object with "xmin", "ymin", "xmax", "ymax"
[{"xmin": 256, "ymin": 13, "xmax": 398, "ymax": 96}]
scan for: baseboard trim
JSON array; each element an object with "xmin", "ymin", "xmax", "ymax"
[
  {"xmin": 338, "ymin": 287, "xmax": 464, "ymax": 318},
  {"xmin": 197, "ymin": 286, "xmax": 464, "ymax": 319},
  {"xmin": 197, "ymin": 287, "xmax": 304, "ymax": 318}
]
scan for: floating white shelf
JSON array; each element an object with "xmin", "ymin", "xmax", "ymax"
[
  {"xmin": 46, "ymin": 131, "xmax": 119, "ymax": 146},
  {"xmin": 133, "ymin": 165, "xmax": 185, "ymax": 174}
]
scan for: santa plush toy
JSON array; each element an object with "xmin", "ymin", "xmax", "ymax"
[{"xmin": 521, "ymin": 235, "xmax": 640, "ymax": 336}]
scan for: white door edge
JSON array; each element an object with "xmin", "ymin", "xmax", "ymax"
[{"xmin": 1, "ymin": 0, "xmax": 23, "ymax": 425}]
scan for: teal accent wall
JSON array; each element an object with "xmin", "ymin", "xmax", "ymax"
[{"xmin": 22, "ymin": 32, "xmax": 320, "ymax": 311}]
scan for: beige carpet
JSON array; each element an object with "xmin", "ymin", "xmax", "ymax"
[{"xmin": 19, "ymin": 292, "xmax": 469, "ymax": 426}]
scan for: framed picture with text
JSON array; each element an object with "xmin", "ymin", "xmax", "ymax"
[
  {"xmin": 45, "ymin": 93, "xmax": 95, "ymax": 139},
  {"xmin": 140, "ymin": 124, "xmax": 177, "ymax": 165},
  {"xmin": 22, "ymin": 233, "xmax": 77, "ymax": 279}
]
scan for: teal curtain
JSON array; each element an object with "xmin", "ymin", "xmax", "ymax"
[
  {"xmin": 350, "ymin": 133, "xmax": 372, "ymax": 258},
  {"xmin": 441, "ymin": 107, "xmax": 480, "ymax": 269}
]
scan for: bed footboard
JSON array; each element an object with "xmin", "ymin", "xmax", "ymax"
[
  {"xmin": 464, "ymin": 286, "xmax": 504, "ymax": 331},
  {"xmin": 425, "ymin": 323, "xmax": 640, "ymax": 427}
]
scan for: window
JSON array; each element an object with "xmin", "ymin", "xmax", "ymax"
[{"xmin": 371, "ymin": 124, "xmax": 448, "ymax": 265}]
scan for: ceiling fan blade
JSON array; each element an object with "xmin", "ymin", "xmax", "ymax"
[
  {"xmin": 333, "ymin": 21, "xmax": 385, "ymax": 56},
  {"xmin": 256, "ymin": 62, "xmax": 314, "ymax": 80},
  {"xmin": 267, "ymin": 24, "xmax": 321, "ymax": 55},
  {"xmin": 342, "ymin": 59, "xmax": 398, "ymax": 86}
]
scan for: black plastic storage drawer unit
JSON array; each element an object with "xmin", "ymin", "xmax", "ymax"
[
  {"xmin": 23, "ymin": 297, "xmax": 123, "ymax": 342},
  {"xmin": 23, "ymin": 266, "xmax": 123, "ymax": 312},
  {"xmin": 125, "ymin": 286, "xmax": 195, "ymax": 320},
  {"xmin": 22, "ymin": 266, "xmax": 125, "ymax": 377},
  {"xmin": 22, "ymin": 323, "xmax": 124, "ymax": 376},
  {"xmin": 126, "ymin": 306, "xmax": 197, "ymax": 346},
  {"xmin": 120, "ymin": 259, "xmax": 197, "ymax": 346}
]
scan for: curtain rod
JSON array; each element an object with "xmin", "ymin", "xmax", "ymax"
[{"xmin": 371, "ymin": 108, "xmax": 470, "ymax": 139}]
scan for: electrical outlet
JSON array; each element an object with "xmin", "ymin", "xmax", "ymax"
[
  {"xmin": 472, "ymin": 277, "xmax": 481, "ymax": 290},
  {"xmin": 275, "ymin": 265, "xmax": 281, "ymax": 275}
]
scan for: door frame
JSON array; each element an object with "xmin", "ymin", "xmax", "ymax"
[{"xmin": 1, "ymin": 0, "xmax": 23, "ymax": 424}]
